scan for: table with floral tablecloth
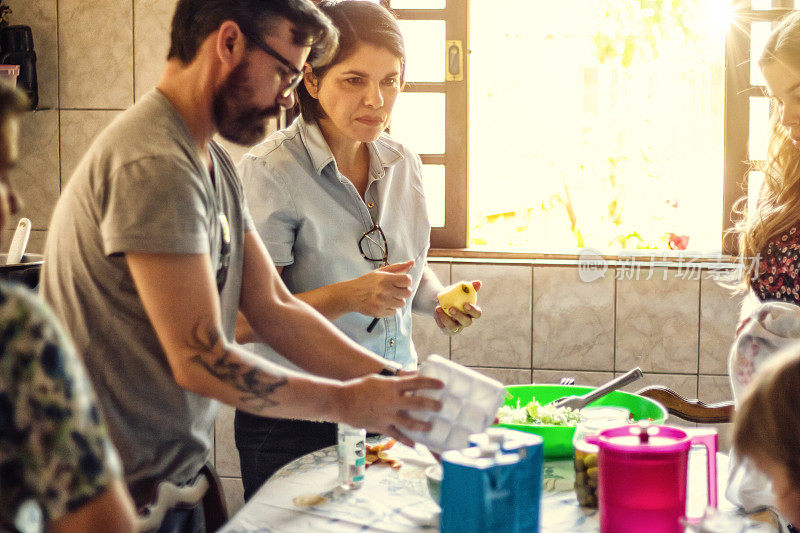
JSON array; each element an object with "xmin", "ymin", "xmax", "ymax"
[{"xmin": 220, "ymin": 439, "xmax": 775, "ymax": 533}]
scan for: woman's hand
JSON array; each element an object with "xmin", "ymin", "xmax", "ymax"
[
  {"xmin": 434, "ymin": 280, "xmax": 482, "ymax": 334},
  {"xmin": 346, "ymin": 260, "xmax": 415, "ymax": 317}
]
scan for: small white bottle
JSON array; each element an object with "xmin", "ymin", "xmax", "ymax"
[{"xmin": 337, "ymin": 423, "xmax": 366, "ymax": 489}]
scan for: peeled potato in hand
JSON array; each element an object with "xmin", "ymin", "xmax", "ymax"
[{"xmin": 437, "ymin": 282, "xmax": 478, "ymax": 314}]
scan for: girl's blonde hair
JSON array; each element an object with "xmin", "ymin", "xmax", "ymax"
[
  {"xmin": 732, "ymin": 344, "xmax": 800, "ymax": 485},
  {"xmin": 738, "ymin": 11, "xmax": 800, "ymax": 287}
]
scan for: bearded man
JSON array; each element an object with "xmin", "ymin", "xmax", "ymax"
[{"xmin": 40, "ymin": 2, "xmax": 441, "ymax": 530}]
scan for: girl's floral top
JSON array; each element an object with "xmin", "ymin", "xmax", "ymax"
[
  {"xmin": 0, "ymin": 282, "xmax": 120, "ymax": 531},
  {"xmin": 753, "ymin": 224, "xmax": 800, "ymax": 305}
]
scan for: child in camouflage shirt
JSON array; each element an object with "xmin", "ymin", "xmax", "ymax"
[{"xmin": 0, "ymin": 86, "xmax": 136, "ymax": 532}]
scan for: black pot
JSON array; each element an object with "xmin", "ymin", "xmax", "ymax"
[
  {"xmin": 0, "ymin": 25, "xmax": 37, "ymax": 108},
  {"xmin": 0, "ymin": 253, "xmax": 43, "ymax": 290}
]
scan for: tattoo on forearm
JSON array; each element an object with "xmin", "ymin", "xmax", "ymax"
[{"xmin": 187, "ymin": 317, "xmax": 288, "ymax": 411}]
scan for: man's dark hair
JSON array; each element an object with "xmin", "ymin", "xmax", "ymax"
[
  {"xmin": 0, "ymin": 84, "xmax": 29, "ymax": 122},
  {"xmin": 297, "ymin": 0, "xmax": 405, "ymax": 122},
  {"xmin": 167, "ymin": 0, "xmax": 338, "ymax": 66}
]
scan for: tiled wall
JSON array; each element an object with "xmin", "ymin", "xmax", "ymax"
[{"xmin": 17, "ymin": 0, "xmax": 744, "ymax": 519}]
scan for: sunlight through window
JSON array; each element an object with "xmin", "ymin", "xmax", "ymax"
[{"xmin": 465, "ymin": 0, "xmax": 727, "ymax": 252}]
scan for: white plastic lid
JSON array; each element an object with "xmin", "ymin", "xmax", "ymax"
[{"xmin": 402, "ymin": 354, "xmax": 506, "ymax": 453}]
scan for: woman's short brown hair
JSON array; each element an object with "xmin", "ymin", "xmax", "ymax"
[
  {"xmin": 732, "ymin": 343, "xmax": 800, "ymax": 486},
  {"xmin": 296, "ymin": 0, "xmax": 405, "ymax": 123}
]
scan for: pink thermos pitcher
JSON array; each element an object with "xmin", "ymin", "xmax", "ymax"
[{"xmin": 585, "ymin": 425, "xmax": 717, "ymax": 533}]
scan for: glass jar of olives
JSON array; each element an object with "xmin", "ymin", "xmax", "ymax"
[{"xmin": 572, "ymin": 407, "xmax": 630, "ymax": 508}]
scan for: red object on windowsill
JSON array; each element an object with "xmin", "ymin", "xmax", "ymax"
[{"xmin": 668, "ymin": 233, "xmax": 689, "ymax": 250}]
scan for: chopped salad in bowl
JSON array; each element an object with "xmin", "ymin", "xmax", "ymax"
[{"xmin": 496, "ymin": 398, "xmax": 583, "ymax": 427}]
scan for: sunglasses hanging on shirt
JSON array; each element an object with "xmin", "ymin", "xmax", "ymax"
[
  {"xmin": 217, "ymin": 213, "xmax": 231, "ymax": 294},
  {"xmin": 358, "ymin": 224, "xmax": 389, "ymax": 332}
]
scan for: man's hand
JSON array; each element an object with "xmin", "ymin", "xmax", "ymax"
[
  {"xmin": 345, "ymin": 260, "xmax": 414, "ymax": 317},
  {"xmin": 434, "ymin": 280, "xmax": 482, "ymax": 335},
  {"xmin": 336, "ymin": 373, "xmax": 443, "ymax": 446}
]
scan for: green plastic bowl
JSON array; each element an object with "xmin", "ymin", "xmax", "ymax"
[{"xmin": 494, "ymin": 384, "xmax": 668, "ymax": 459}]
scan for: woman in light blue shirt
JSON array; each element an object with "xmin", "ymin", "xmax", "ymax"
[{"xmin": 234, "ymin": 0, "xmax": 482, "ymax": 499}]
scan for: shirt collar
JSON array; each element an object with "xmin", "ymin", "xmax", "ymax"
[{"xmin": 297, "ymin": 116, "xmax": 404, "ymax": 178}]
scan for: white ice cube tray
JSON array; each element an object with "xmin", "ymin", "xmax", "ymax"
[{"xmin": 403, "ymin": 354, "xmax": 506, "ymax": 454}]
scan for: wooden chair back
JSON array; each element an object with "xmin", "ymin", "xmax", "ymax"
[{"xmin": 636, "ymin": 385, "xmax": 734, "ymax": 424}]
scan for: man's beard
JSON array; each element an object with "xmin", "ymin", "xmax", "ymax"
[{"xmin": 213, "ymin": 60, "xmax": 281, "ymax": 146}]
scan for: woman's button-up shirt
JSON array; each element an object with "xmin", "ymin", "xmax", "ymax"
[{"xmin": 238, "ymin": 117, "xmax": 433, "ymax": 371}]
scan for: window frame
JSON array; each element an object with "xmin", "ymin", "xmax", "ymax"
[
  {"xmin": 722, "ymin": 4, "xmax": 795, "ymax": 256},
  {"xmin": 396, "ymin": 2, "xmax": 797, "ymax": 256},
  {"xmin": 389, "ymin": 0, "xmax": 468, "ymax": 249}
]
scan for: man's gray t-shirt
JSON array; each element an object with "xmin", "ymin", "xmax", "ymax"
[{"xmin": 40, "ymin": 89, "xmax": 253, "ymax": 505}]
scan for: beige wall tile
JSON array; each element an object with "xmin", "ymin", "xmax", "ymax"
[
  {"xmin": 451, "ymin": 263, "xmax": 532, "ymax": 368},
  {"xmin": 134, "ymin": 0, "xmax": 175, "ymax": 100},
  {"xmin": 469, "ymin": 366, "xmax": 531, "ymax": 385},
  {"xmin": 699, "ymin": 375, "xmax": 734, "ymax": 452},
  {"xmin": 532, "ymin": 369, "xmax": 614, "ymax": 387},
  {"xmin": 622, "ymin": 371, "xmax": 698, "ymax": 398},
  {"xmin": 13, "ymin": 110, "xmax": 59, "ymax": 230},
  {"xmin": 699, "ymin": 276, "xmax": 743, "ymax": 375},
  {"xmin": 413, "ymin": 314, "xmax": 450, "ymax": 364},
  {"xmin": 413, "ymin": 262, "xmax": 450, "ymax": 364},
  {"xmin": 533, "ymin": 266, "xmax": 614, "ymax": 371},
  {"xmin": 10, "ymin": 0, "xmax": 58, "ymax": 109},
  {"xmin": 214, "ymin": 404, "xmax": 241, "ymax": 478},
  {"xmin": 616, "ymin": 269, "xmax": 700, "ymax": 374},
  {"xmin": 27, "ymin": 230, "xmax": 47, "ymax": 255},
  {"xmin": 698, "ymin": 375, "xmax": 733, "ymax": 404},
  {"xmin": 59, "ymin": 110, "xmax": 121, "ymax": 183},
  {"xmin": 59, "ymin": 0, "xmax": 132, "ymax": 109},
  {"xmin": 220, "ymin": 477, "xmax": 245, "ymax": 517}
]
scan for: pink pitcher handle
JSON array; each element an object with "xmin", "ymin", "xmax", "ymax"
[{"xmin": 690, "ymin": 431, "xmax": 718, "ymax": 508}]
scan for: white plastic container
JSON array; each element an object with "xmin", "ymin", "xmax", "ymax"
[
  {"xmin": 0, "ymin": 65, "xmax": 19, "ymax": 87},
  {"xmin": 337, "ymin": 423, "xmax": 366, "ymax": 489},
  {"xmin": 404, "ymin": 354, "xmax": 506, "ymax": 453}
]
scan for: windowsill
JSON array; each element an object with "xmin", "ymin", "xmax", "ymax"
[{"xmin": 428, "ymin": 248, "xmax": 741, "ymax": 269}]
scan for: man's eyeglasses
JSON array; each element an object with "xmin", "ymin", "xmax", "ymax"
[
  {"xmin": 240, "ymin": 29, "xmax": 304, "ymax": 99},
  {"xmin": 359, "ymin": 225, "xmax": 388, "ymax": 332}
]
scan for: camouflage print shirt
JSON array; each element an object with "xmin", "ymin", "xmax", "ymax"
[{"xmin": 0, "ymin": 282, "xmax": 121, "ymax": 531}]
